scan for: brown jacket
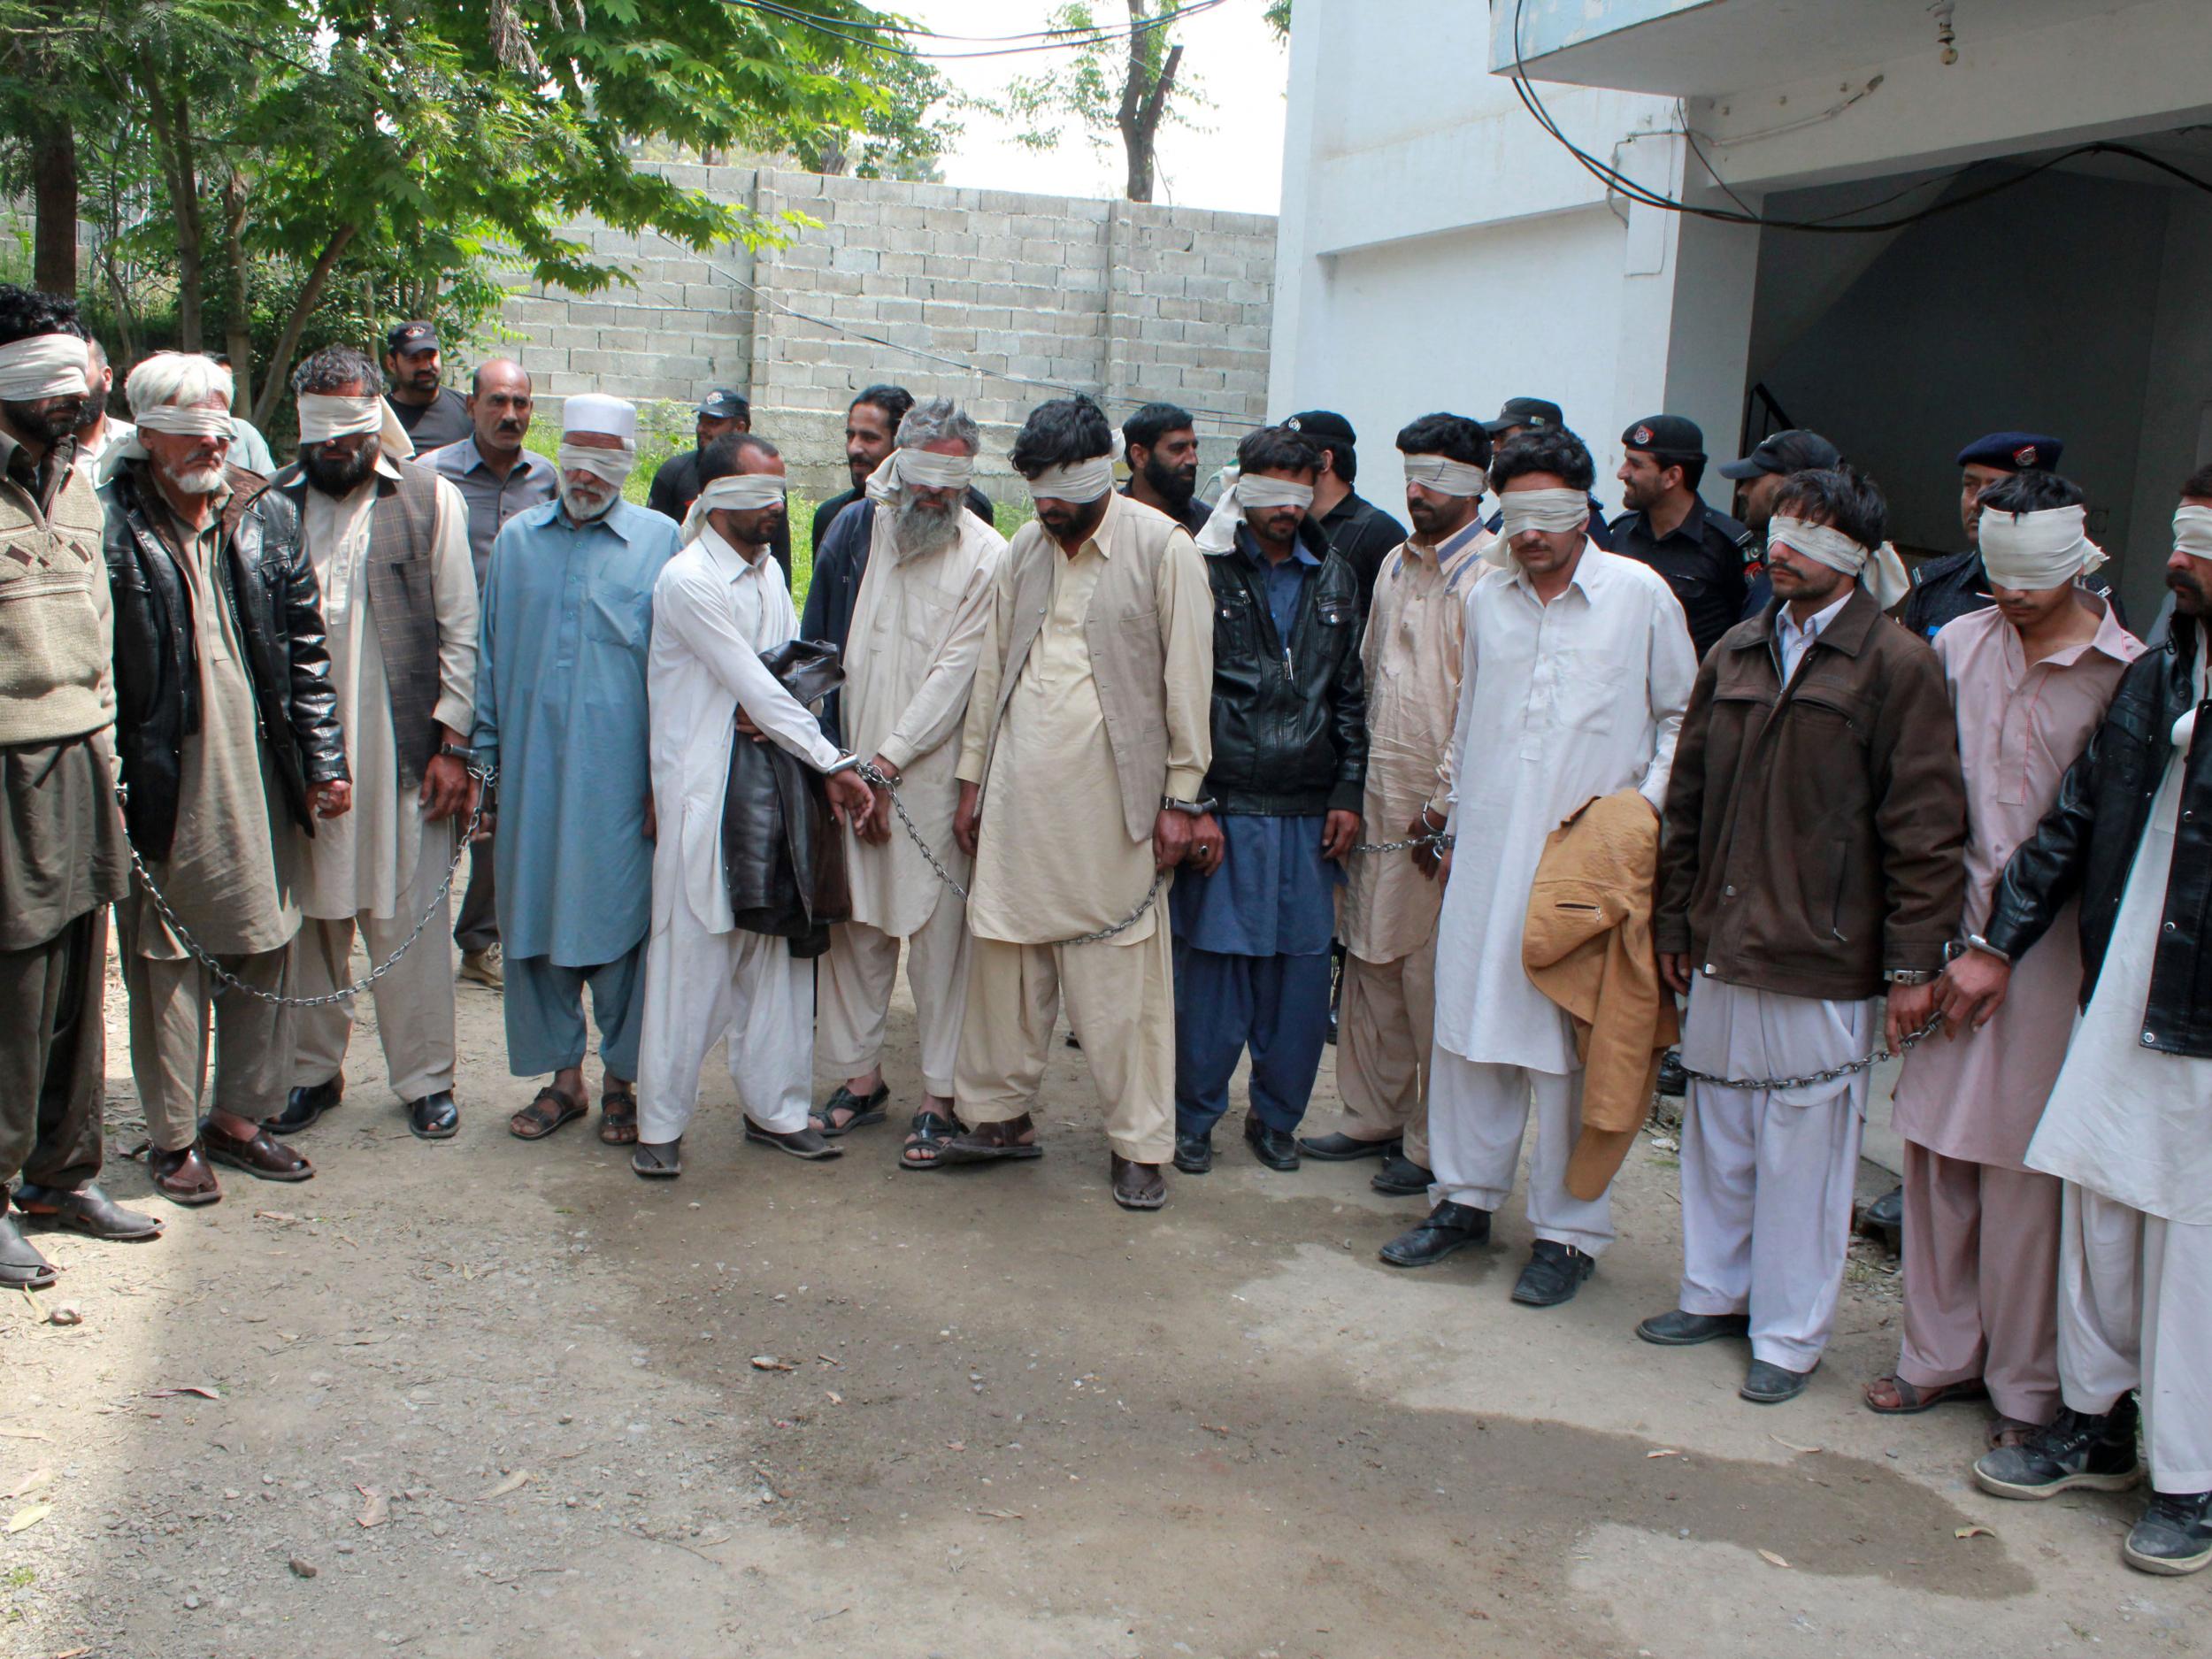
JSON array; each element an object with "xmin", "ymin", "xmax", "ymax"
[
  {"xmin": 1525, "ymin": 790, "xmax": 1679, "ymax": 1200},
  {"xmin": 1655, "ymin": 587, "xmax": 1966, "ymax": 1001}
]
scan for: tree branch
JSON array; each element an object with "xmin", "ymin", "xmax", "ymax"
[{"xmin": 253, "ymin": 223, "xmax": 358, "ymax": 431}]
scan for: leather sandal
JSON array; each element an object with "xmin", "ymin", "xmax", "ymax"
[
  {"xmin": 12, "ymin": 1181, "xmax": 164, "ymax": 1241},
  {"xmin": 937, "ymin": 1113, "xmax": 1043, "ymax": 1165},
  {"xmin": 0, "ymin": 1214, "xmax": 58, "ymax": 1290},
  {"xmin": 201, "ymin": 1118, "xmax": 315, "ymax": 1183},
  {"xmin": 743, "ymin": 1119, "xmax": 845, "ymax": 1161},
  {"xmin": 1863, "ymin": 1374, "xmax": 1987, "ymax": 1415},
  {"xmin": 1110, "ymin": 1154, "xmax": 1165, "ymax": 1210},
  {"xmin": 900, "ymin": 1110, "xmax": 964, "ymax": 1171},
  {"xmin": 599, "ymin": 1084, "xmax": 639, "ymax": 1146},
  {"xmin": 510, "ymin": 1085, "xmax": 586, "ymax": 1141},
  {"xmin": 148, "ymin": 1142, "xmax": 222, "ymax": 1207},
  {"xmin": 810, "ymin": 1081, "xmax": 890, "ymax": 1137},
  {"xmin": 632, "ymin": 1138, "xmax": 682, "ymax": 1179}
]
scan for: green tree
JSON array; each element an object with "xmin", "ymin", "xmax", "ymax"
[
  {"xmin": 984, "ymin": 1, "xmax": 1205, "ymax": 204},
  {"xmin": 1, "ymin": 0, "xmax": 911, "ymax": 424}
]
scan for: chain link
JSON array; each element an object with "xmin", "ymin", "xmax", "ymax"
[
  {"xmin": 123, "ymin": 767, "xmax": 491, "ymax": 1009},
  {"xmin": 1673, "ymin": 1011, "xmax": 1944, "ymax": 1093},
  {"xmin": 1350, "ymin": 827, "xmax": 1455, "ymax": 856},
  {"xmin": 856, "ymin": 762, "xmax": 1164, "ymax": 947}
]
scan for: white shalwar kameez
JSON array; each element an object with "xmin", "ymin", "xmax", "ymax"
[
  {"xmin": 637, "ymin": 527, "xmax": 845, "ymax": 1146},
  {"xmin": 818, "ymin": 507, "xmax": 1005, "ymax": 1098},
  {"xmin": 1429, "ymin": 546, "xmax": 1694, "ymax": 1251},
  {"xmin": 291, "ymin": 457, "xmax": 478, "ymax": 1102},
  {"xmin": 2026, "ymin": 639, "xmax": 2212, "ymax": 1491}
]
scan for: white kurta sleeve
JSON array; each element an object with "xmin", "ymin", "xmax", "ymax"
[
  {"xmin": 662, "ymin": 565, "xmax": 844, "ymax": 773},
  {"xmin": 428, "ymin": 476, "xmax": 480, "ymax": 735},
  {"xmin": 1637, "ymin": 585, "xmax": 1698, "ymax": 812},
  {"xmin": 1442, "ymin": 581, "xmax": 1482, "ymax": 829},
  {"xmin": 877, "ymin": 543, "xmax": 1003, "ymax": 775}
]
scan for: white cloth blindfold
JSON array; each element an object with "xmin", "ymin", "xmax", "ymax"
[
  {"xmin": 1978, "ymin": 503, "xmax": 2107, "ymax": 589},
  {"xmin": 1193, "ymin": 467, "xmax": 1315, "ymax": 554},
  {"xmin": 1496, "ymin": 488, "xmax": 1592, "ymax": 540},
  {"xmin": 1769, "ymin": 515, "xmax": 1912, "ymax": 611},
  {"xmin": 1402, "ymin": 454, "xmax": 1487, "ymax": 499},
  {"xmin": 682, "ymin": 472, "xmax": 787, "ymax": 541},
  {"xmin": 2174, "ymin": 504, "xmax": 2212, "ymax": 561},
  {"xmin": 556, "ymin": 440, "xmax": 638, "ymax": 489},
  {"xmin": 1025, "ymin": 453, "xmax": 1116, "ymax": 505},
  {"xmin": 296, "ymin": 392, "xmax": 413, "ymax": 459},
  {"xmin": 0, "ymin": 334, "xmax": 89, "ymax": 402},
  {"xmin": 865, "ymin": 446, "xmax": 977, "ymax": 504},
  {"xmin": 135, "ymin": 403, "xmax": 235, "ymax": 439}
]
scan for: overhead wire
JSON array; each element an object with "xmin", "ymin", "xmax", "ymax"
[
  {"xmin": 722, "ymin": 0, "xmax": 1227, "ymax": 61},
  {"xmin": 1507, "ymin": 0, "xmax": 2212, "ymax": 232}
]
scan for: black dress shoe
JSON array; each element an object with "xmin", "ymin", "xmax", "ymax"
[
  {"xmin": 1379, "ymin": 1200, "xmax": 1490, "ymax": 1267},
  {"xmin": 266, "ymin": 1077, "xmax": 343, "ymax": 1135},
  {"xmin": 1655, "ymin": 1049, "xmax": 1687, "ymax": 1098},
  {"xmin": 1511, "ymin": 1240, "xmax": 1595, "ymax": 1307},
  {"xmin": 1635, "ymin": 1309, "xmax": 1750, "ymax": 1346},
  {"xmin": 1371, "ymin": 1152, "xmax": 1432, "ymax": 1196},
  {"xmin": 12, "ymin": 1181, "xmax": 163, "ymax": 1241},
  {"xmin": 1296, "ymin": 1132, "xmax": 1398, "ymax": 1162},
  {"xmin": 1857, "ymin": 1183, "xmax": 1904, "ymax": 1255},
  {"xmin": 407, "ymin": 1090, "xmax": 460, "ymax": 1141},
  {"xmin": 1741, "ymin": 1358, "xmax": 1817, "ymax": 1404},
  {"xmin": 1243, "ymin": 1117, "xmax": 1300, "ymax": 1171},
  {"xmin": 1173, "ymin": 1132, "xmax": 1213, "ymax": 1175}
]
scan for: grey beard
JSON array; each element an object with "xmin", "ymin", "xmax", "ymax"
[
  {"xmin": 158, "ymin": 459, "xmax": 228, "ymax": 497},
  {"xmin": 893, "ymin": 494, "xmax": 961, "ymax": 557}
]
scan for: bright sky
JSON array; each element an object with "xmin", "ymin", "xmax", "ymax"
[{"xmin": 897, "ymin": 0, "xmax": 1290, "ymax": 216}]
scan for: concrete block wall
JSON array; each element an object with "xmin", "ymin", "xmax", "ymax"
[{"xmin": 499, "ymin": 165, "xmax": 1277, "ymax": 499}]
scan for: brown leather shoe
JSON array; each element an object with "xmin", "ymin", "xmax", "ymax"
[
  {"xmin": 937, "ymin": 1113, "xmax": 1043, "ymax": 1165},
  {"xmin": 200, "ymin": 1119, "xmax": 315, "ymax": 1183},
  {"xmin": 1110, "ymin": 1153, "xmax": 1166, "ymax": 1211},
  {"xmin": 149, "ymin": 1143, "xmax": 222, "ymax": 1207}
]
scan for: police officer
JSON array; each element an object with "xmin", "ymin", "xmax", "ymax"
[
  {"xmin": 1609, "ymin": 414, "xmax": 1749, "ymax": 661},
  {"xmin": 1716, "ymin": 428, "xmax": 1843, "ymax": 619},
  {"xmin": 1282, "ymin": 409, "xmax": 1409, "ymax": 606},
  {"xmin": 1479, "ymin": 396, "xmax": 1612, "ymax": 549},
  {"xmin": 1901, "ymin": 432, "xmax": 2122, "ymax": 639}
]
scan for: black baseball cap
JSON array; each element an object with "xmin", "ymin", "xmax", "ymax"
[
  {"xmin": 1955, "ymin": 431, "xmax": 2063, "ymax": 472},
  {"xmin": 386, "ymin": 321, "xmax": 440, "ymax": 357},
  {"xmin": 1284, "ymin": 410, "xmax": 1356, "ymax": 445},
  {"xmin": 1482, "ymin": 396, "xmax": 1563, "ymax": 436},
  {"xmin": 1622, "ymin": 414, "xmax": 1705, "ymax": 457},
  {"xmin": 1717, "ymin": 428, "xmax": 1841, "ymax": 481},
  {"xmin": 697, "ymin": 389, "xmax": 750, "ymax": 421}
]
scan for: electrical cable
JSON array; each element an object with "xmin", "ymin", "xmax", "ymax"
[
  {"xmin": 723, "ymin": 0, "xmax": 1226, "ymax": 62},
  {"xmin": 1508, "ymin": 0, "xmax": 2212, "ymax": 233}
]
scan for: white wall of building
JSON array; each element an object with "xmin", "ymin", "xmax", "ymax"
[{"xmin": 1273, "ymin": 0, "xmax": 2212, "ymax": 589}]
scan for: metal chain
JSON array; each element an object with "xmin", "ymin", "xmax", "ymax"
[
  {"xmin": 123, "ymin": 767, "xmax": 491, "ymax": 1009},
  {"xmin": 1674, "ymin": 1011, "xmax": 1944, "ymax": 1093},
  {"xmin": 1351, "ymin": 827, "xmax": 1455, "ymax": 856},
  {"xmin": 856, "ymin": 762, "xmax": 1164, "ymax": 947}
]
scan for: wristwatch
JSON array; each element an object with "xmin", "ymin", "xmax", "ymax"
[{"xmin": 1884, "ymin": 968, "xmax": 1939, "ymax": 987}]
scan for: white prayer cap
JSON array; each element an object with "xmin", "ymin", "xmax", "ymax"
[{"xmin": 562, "ymin": 394, "xmax": 637, "ymax": 442}]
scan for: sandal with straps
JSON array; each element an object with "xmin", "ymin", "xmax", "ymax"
[
  {"xmin": 599, "ymin": 1084, "xmax": 640, "ymax": 1146},
  {"xmin": 900, "ymin": 1110, "xmax": 964, "ymax": 1171},
  {"xmin": 510, "ymin": 1085, "xmax": 586, "ymax": 1141}
]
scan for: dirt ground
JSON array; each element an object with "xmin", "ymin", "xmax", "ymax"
[{"xmin": 2, "ymin": 945, "xmax": 2206, "ymax": 1659}]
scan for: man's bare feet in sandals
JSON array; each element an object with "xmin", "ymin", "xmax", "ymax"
[
  {"xmin": 1863, "ymin": 1374, "xmax": 1988, "ymax": 1414},
  {"xmin": 810, "ymin": 1073, "xmax": 891, "ymax": 1137},
  {"xmin": 936, "ymin": 1112, "xmax": 1042, "ymax": 1165},
  {"xmin": 510, "ymin": 1079, "xmax": 586, "ymax": 1141},
  {"xmin": 600, "ymin": 1078, "xmax": 639, "ymax": 1145},
  {"xmin": 901, "ymin": 1108, "xmax": 967, "ymax": 1170}
]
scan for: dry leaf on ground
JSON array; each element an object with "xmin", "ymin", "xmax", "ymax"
[
  {"xmin": 148, "ymin": 1386, "xmax": 220, "ymax": 1400},
  {"xmin": 749, "ymin": 1356, "xmax": 795, "ymax": 1371},
  {"xmin": 1757, "ymin": 1548, "xmax": 1790, "ymax": 1568},
  {"xmin": 1954, "ymin": 1525, "xmax": 1994, "ymax": 1540},
  {"xmin": 1646, "ymin": 1448, "xmax": 1682, "ymax": 1459},
  {"xmin": 355, "ymin": 1485, "xmax": 388, "ymax": 1527},
  {"xmin": 1769, "ymin": 1433, "xmax": 1824, "ymax": 1455},
  {"xmin": 3, "ymin": 1468, "xmax": 52, "ymax": 1500},
  {"xmin": 481, "ymin": 1470, "xmax": 534, "ymax": 1500},
  {"xmin": 4, "ymin": 1501, "xmax": 53, "ymax": 1533}
]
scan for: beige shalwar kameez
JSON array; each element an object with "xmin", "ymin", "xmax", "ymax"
[
  {"xmin": 289, "ymin": 457, "xmax": 479, "ymax": 1103},
  {"xmin": 818, "ymin": 507, "xmax": 1006, "ymax": 1097},
  {"xmin": 953, "ymin": 495, "xmax": 1211, "ymax": 1164},
  {"xmin": 1333, "ymin": 520, "xmax": 1491, "ymax": 1160}
]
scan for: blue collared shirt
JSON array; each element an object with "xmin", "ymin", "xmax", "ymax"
[
  {"xmin": 472, "ymin": 499, "xmax": 682, "ymax": 964},
  {"xmin": 427, "ymin": 437, "xmax": 559, "ymax": 581},
  {"xmin": 1235, "ymin": 524, "xmax": 1322, "ymax": 649}
]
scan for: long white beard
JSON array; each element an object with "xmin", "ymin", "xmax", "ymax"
[
  {"xmin": 159, "ymin": 459, "xmax": 228, "ymax": 497},
  {"xmin": 894, "ymin": 493, "xmax": 961, "ymax": 559},
  {"xmin": 558, "ymin": 472, "xmax": 617, "ymax": 521}
]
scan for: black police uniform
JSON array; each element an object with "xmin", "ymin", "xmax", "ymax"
[{"xmin": 1609, "ymin": 495, "xmax": 1751, "ymax": 660}]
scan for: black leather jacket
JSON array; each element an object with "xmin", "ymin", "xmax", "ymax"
[
  {"xmin": 1199, "ymin": 525, "xmax": 1367, "ymax": 817},
  {"xmin": 101, "ymin": 462, "xmax": 349, "ymax": 861},
  {"xmin": 1985, "ymin": 619, "xmax": 2212, "ymax": 1056},
  {"xmin": 722, "ymin": 641, "xmax": 849, "ymax": 957}
]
